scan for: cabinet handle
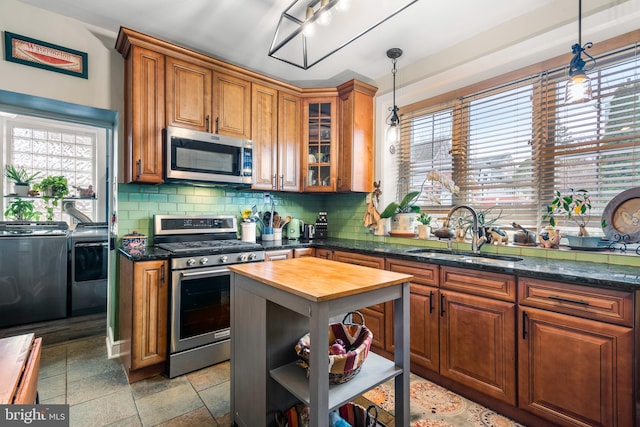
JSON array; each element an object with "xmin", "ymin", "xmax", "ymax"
[
  {"xmin": 136, "ymin": 159, "xmax": 141, "ymax": 179},
  {"xmin": 271, "ymin": 175, "xmax": 277, "ymax": 190},
  {"xmin": 522, "ymin": 311, "xmax": 528, "ymax": 339},
  {"xmin": 547, "ymin": 295, "xmax": 590, "ymax": 306},
  {"xmin": 161, "ymin": 267, "xmax": 165, "ymax": 285},
  {"xmin": 440, "ymin": 293, "xmax": 445, "ymax": 317},
  {"xmin": 205, "ymin": 115, "xmax": 210, "ymax": 133},
  {"xmin": 280, "ymin": 175, "xmax": 284, "ymax": 188},
  {"xmin": 429, "ymin": 290, "xmax": 434, "ymax": 314},
  {"xmin": 215, "ymin": 117, "xmax": 219, "ymax": 134}
]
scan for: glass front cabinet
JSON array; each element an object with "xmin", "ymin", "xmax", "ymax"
[{"xmin": 303, "ymin": 98, "xmax": 337, "ymax": 192}]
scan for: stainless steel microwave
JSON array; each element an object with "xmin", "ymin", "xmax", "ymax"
[{"xmin": 165, "ymin": 126, "xmax": 253, "ymax": 185}]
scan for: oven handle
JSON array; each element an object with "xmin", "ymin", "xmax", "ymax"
[
  {"xmin": 74, "ymin": 242, "xmax": 109, "ymax": 248},
  {"xmin": 180, "ymin": 268, "xmax": 230, "ymax": 278}
]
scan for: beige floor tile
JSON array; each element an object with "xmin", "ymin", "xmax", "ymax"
[
  {"xmin": 186, "ymin": 361, "xmax": 230, "ymax": 392},
  {"xmin": 155, "ymin": 406, "xmax": 217, "ymax": 426},
  {"xmin": 39, "ymin": 346, "xmax": 67, "ymax": 379},
  {"xmin": 69, "ymin": 387, "xmax": 138, "ymax": 427},
  {"xmin": 135, "ymin": 382, "xmax": 204, "ymax": 426},
  {"xmin": 67, "ymin": 368, "xmax": 130, "ymax": 405},
  {"xmin": 105, "ymin": 415, "xmax": 142, "ymax": 427},
  {"xmin": 38, "ymin": 372, "xmax": 66, "ymax": 403},
  {"xmin": 199, "ymin": 381, "xmax": 230, "ymax": 418},
  {"xmin": 130, "ymin": 374, "xmax": 190, "ymax": 401},
  {"xmin": 66, "ymin": 354, "xmax": 123, "ymax": 383}
]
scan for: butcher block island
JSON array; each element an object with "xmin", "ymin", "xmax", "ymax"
[{"xmin": 229, "ymin": 257, "xmax": 412, "ymax": 427}]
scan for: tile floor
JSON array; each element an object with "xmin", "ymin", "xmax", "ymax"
[{"xmin": 37, "ymin": 335, "xmax": 523, "ymax": 427}]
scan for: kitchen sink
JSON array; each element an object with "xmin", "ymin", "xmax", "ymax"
[{"xmin": 405, "ymin": 248, "xmax": 523, "ymax": 263}]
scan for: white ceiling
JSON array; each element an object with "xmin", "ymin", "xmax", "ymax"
[{"xmin": 16, "ymin": 0, "xmax": 640, "ymax": 93}]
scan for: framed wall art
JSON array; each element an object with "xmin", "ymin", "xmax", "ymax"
[{"xmin": 3, "ymin": 31, "xmax": 88, "ymax": 79}]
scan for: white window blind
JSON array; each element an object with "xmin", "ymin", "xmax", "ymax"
[{"xmin": 398, "ymin": 41, "xmax": 640, "ymax": 233}]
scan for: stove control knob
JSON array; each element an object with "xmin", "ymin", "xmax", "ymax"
[
  {"xmin": 186, "ymin": 258, "xmax": 196, "ymax": 267},
  {"xmin": 200, "ymin": 257, "xmax": 209, "ymax": 265},
  {"xmin": 239, "ymin": 253, "xmax": 249, "ymax": 262},
  {"xmin": 248, "ymin": 253, "xmax": 257, "ymax": 261},
  {"xmin": 219, "ymin": 255, "xmax": 228, "ymax": 264}
]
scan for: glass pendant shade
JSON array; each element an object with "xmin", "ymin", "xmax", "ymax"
[
  {"xmin": 565, "ymin": 72, "xmax": 593, "ymax": 103},
  {"xmin": 386, "ymin": 121, "xmax": 400, "ymax": 144}
]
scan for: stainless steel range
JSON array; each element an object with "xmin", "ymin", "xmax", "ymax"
[{"xmin": 153, "ymin": 214, "xmax": 265, "ymax": 378}]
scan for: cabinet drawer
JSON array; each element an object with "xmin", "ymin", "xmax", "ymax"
[
  {"xmin": 441, "ymin": 266, "xmax": 515, "ymax": 302},
  {"xmin": 315, "ymin": 248, "xmax": 333, "ymax": 260},
  {"xmin": 333, "ymin": 251, "xmax": 385, "ymax": 269},
  {"xmin": 518, "ymin": 278, "xmax": 634, "ymax": 326},
  {"xmin": 386, "ymin": 258, "xmax": 439, "ymax": 287}
]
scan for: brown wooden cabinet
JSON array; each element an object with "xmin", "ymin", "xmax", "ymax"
[
  {"xmin": 386, "ymin": 258, "xmax": 440, "ymax": 372},
  {"xmin": 314, "ymin": 248, "xmax": 333, "ymax": 260},
  {"xmin": 165, "ymin": 56, "xmax": 212, "ymax": 132},
  {"xmin": 294, "ymin": 247, "xmax": 315, "ymax": 258},
  {"xmin": 119, "ymin": 256, "xmax": 169, "ymax": 383},
  {"xmin": 213, "ymin": 71, "xmax": 251, "ymax": 139},
  {"xmin": 336, "ymin": 80, "xmax": 377, "ymax": 193},
  {"xmin": 303, "ymin": 97, "xmax": 337, "ymax": 192},
  {"xmin": 439, "ymin": 266, "xmax": 517, "ymax": 405},
  {"xmin": 252, "ymin": 85, "xmax": 301, "ymax": 191},
  {"xmin": 118, "ymin": 41, "xmax": 165, "ymax": 184},
  {"xmin": 518, "ymin": 278, "xmax": 633, "ymax": 426}
]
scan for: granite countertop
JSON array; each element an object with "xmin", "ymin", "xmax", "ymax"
[{"xmin": 118, "ymin": 238, "xmax": 640, "ymax": 292}]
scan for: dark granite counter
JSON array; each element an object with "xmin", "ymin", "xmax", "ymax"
[{"xmin": 118, "ymin": 238, "xmax": 640, "ymax": 292}]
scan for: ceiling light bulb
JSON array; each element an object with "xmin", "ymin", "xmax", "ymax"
[
  {"xmin": 317, "ymin": 0, "xmax": 332, "ymax": 26},
  {"xmin": 386, "ymin": 122, "xmax": 400, "ymax": 145},
  {"xmin": 335, "ymin": 0, "xmax": 351, "ymax": 12},
  {"xmin": 565, "ymin": 72, "xmax": 592, "ymax": 103},
  {"xmin": 303, "ymin": 6, "xmax": 315, "ymax": 36}
]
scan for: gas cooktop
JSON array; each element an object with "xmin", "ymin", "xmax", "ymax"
[{"xmin": 156, "ymin": 239, "xmax": 263, "ymax": 254}]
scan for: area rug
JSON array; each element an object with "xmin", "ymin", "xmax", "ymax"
[{"xmin": 357, "ymin": 374, "xmax": 525, "ymax": 427}]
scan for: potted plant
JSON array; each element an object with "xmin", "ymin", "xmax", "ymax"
[
  {"xmin": 4, "ymin": 165, "xmax": 40, "ymax": 197},
  {"xmin": 542, "ymin": 188, "xmax": 605, "ymax": 248},
  {"xmin": 33, "ymin": 176, "xmax": 70, "ymax": 221},
  {"xmin": 379, "ymin": 190, "xmax": 421, "ymax": 234},
  {"xmin": 416, "ymin": 212, "xmax": 432, "ymax": 239},
  {"xmin": 4, "ymin": 198, "xmax": 41, "ymax": 220}
]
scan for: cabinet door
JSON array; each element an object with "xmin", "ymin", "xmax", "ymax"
[
  {"xmin": 294, "ymin": 247, "xmax": 315, "ymax": 258},
  {"xmin": 251, "ymin": 83, "xmax": 278, "ymax": 190},
  {"xmin": 213, "ymin": 72, "xmax": 251, "ymax": 139},
  {"xmin": 314, "ymin": 248, "xmax": 333, "ymax": 260},
  {"xmin": 165, "ymin": 57, "xmax": 212, "ymax": 132},
  {"xmin": 440, "ymin": 289, "xmax": 516, "ymax": 405},
  {"xmin": 303, "ymin": 98, "xmax": 336, "ymax": 192},
  {"xmin": 278, "ymin": 91, "xmax": 302, "ymax": 191},
  {"xmin": 132, "ymin": 260, "xmax": 168, "ymax": 370},
  {"xmin": 518, "ymin": 306, "xmax": 633, "ymax": 426},
  {"xmin": 337, "ymin": 80, "xmax": 376, "ymax": 192},
  {"xmin": 126, "ymin": 45, "xmax": 165, "ymax": 183}
]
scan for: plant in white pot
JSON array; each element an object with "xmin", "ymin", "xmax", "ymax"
[
  {"xmin": 416, "ymin": 212, "xmax": 432, "ymax": 239},
  {"xmin": 4, "ymin": 165, "xmax": 40, "ymax": 197},
  {"xmin": 542, "ymin": 188, "xmax": 606, "ymax": 248},
  {"xmin": 379, "ymin": 190, "xmax": 421, "ymax": 235},
  {"xmin": 33, "ymin": 175, "xmax": 69, "ymax": 221}
]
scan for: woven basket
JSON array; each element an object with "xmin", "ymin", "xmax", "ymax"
[{"xmin": 295, "ymin": 311, "xmax": 373, "ymax": 384}]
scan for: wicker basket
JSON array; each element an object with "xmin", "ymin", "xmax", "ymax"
[{"xmin": 295, "ymin": 311, "xmax": 373, "ymax": 384}]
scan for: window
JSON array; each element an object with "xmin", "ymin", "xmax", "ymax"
[
  {"xmin": 398, "ymin": 38, "xmax": 640, "ymax": 235},
  {"xmin": 4, "ymin": 116, "xmax": 99, "ymax": 222}
]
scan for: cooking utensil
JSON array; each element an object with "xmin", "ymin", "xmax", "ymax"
[{"xmin": 273, "ymin": 214, "xmax": 281, "ymax": 228}]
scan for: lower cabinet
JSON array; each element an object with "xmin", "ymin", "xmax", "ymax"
[
  {"xmin": 518, "ymin": 278, "xmax": 634, "ymax": 426},
  {"xmin": 294, "ymin": 247, "xmax": 315, "ymax": 258},
  {"xmin": 314, "ymin": 248, "xmax": 333, "ymax": 260},
  {"xmin": 265, "ymin": 249, "xmax": 293, "ymax": 261},
  {"xmin": 119, "ymin": 256, "xmax": 169, "ymax": 383}
]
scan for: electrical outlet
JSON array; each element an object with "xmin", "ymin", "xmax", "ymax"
[{"xmin": 263, "ymin": 193, "xmax": 271, "ymax": 204}]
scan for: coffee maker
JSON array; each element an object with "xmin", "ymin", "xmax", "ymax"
[{"xmin": 314, "ymin": 212, "xmax": 328, "ymax": 239}]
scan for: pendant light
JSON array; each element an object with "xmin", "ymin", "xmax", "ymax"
[
  {"xmin": 386, "ymin": 48, "xmax": 403, "ymax": 153},
  {"xmin": 565, "ymin": 0, "xmax": 596, "ymax": 104}
]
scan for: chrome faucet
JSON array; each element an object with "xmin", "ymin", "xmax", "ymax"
[{"xmin": 444, "ymin": 205, "xmax": 487, "ymax": 253}]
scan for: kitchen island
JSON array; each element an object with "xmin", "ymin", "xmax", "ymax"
[{"xmin": 229, "ymin": 257, "xmax": 412, "ymax": 427}]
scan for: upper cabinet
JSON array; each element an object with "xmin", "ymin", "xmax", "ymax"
[
  {"xmin": 165, "ymin": 57, "xmax": 212, "ymax": 132},
  {"xmin": 116, "ymin": 28, "xmax": 376, "ymax": 191},
  {"xmin": 337, "ymin": 80, "xmax": 377, "ymax": 193},
  {"xmin": 303, "ymin": 97, "xmax": 337, "ymax": 192},
  {"xmin": 119, "ymin": 42, "xmax": 165, "ymax": 184},
  {"xmin": 213, "ymin": 72, "xmax": 251, "ymax": 139}
]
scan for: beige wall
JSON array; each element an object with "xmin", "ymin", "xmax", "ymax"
[{"xmin": 0, "ymin": 0, "xmax": 123, "ymax": 114}]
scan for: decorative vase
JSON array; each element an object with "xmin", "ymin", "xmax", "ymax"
[
  {"xmin": 374, "ymin": 218, "xmax": 390, "ymax": 236},
  {"xmin": 390, "ymin": 213, "xmax": 418, "ymax": 234},
  {"xmin": 417, "ymin": 224, "xmax": 430, "ymax": 239},
  {"xmin": 241, "ymin": 222, "xmax": 256, "ymax": 243}
]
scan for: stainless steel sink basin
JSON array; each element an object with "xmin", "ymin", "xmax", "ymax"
[{"xmin": 406, "ymin": 248, "xmax": 523, "ymax": 263}]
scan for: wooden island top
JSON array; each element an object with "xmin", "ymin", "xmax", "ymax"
[{"xmin": 229, "ymin": 257, "xmax": 413, "ymax": 302}]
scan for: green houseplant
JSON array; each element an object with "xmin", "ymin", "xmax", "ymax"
[
  {"xmin": 543, "ymin": 188, "xmax": 606, "ymax": 247},
  {"xmin": 4, "ymin": 165, "xmax": 40, "ymax": 196},
  {"xmin": 4, "ymin": 198, "xmax": 41, "ymax": 220},
  {"xmin": 33, "ymin": 175, "xmax": 70, "ymax": 221}
]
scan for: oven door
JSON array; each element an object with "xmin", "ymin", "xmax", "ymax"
[{"xmin": 171, "ymin": 266, "xmax": 231, "ymax": 353}]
